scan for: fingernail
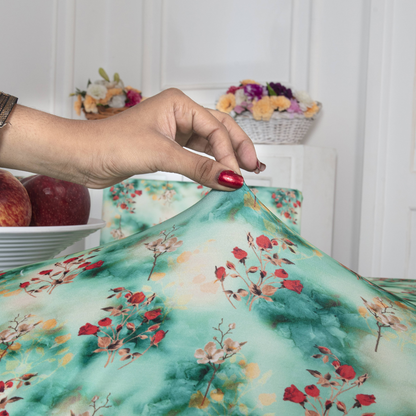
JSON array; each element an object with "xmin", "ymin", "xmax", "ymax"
[
  {"xmin": 259, "ymin": 162, "xmax": 266, "ymax": 172},
  {"xmin": 218, "ymin": 170, "xmax": 244, "ymax": 189}
]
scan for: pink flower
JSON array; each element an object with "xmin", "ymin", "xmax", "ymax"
[
  {"xmin": 125, "ymin": 90, "xmax": 142, "ymax": 107},
  {"xmin": 287, "ymin": 98, "xmax": 303, "ymax": 114}
]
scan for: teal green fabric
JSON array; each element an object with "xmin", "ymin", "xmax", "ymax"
[
  {"xmin": 367, "ymin": 277, "xmax": 416, "ymax": 306},
  {"xmin": 100, "ymin": 179, "xmax": 303, "ymax": 244},
  {"xmin": 1, "ymin": 185, "xmax": 415, "ymax": 415}
]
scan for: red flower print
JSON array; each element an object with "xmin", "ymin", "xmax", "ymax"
[
  {"xmin": 110, "ymin": 186, "xmax": 114, "ymax": 192},
  {"xmin": 197, "ymin": 185, "xmax": 203, "ymax": 189},
  {"xmin": 112, "ymin": 287, "xmax": 124, "ymax": 292},
  {"xmin": 63, "ymin": 257, "xmax": 79, "ymax": 264},
  {"xmin": 232, "ymin": 247, "xmax": 247, "ymax": 260},
  {"xmin": 135, "ymin": 190, "xmax": 142, "ymax": 195},
  {"xmin": 281, "ymin": 280, "xmax": 303, "ymax": 294},
  {"xmin": 125, "ymin": 293, "xmax": 132, "ymax": 298},
  {"xmin": 256, "ymin": 235, "xmax": 272, "ymax": 250},
  {"xmin": 355, "ymin": 394, "xmax": 376, "ymax": 407},
  {"xmin": 98, "ymin": 318, "xmax": 112, "ymax": 327},
  {"xmin": 0, "ymin": 381, "xmax": 4, "ymax": 392},
  {"xmin": 276, "ymin": 203, "xmax": 283, "ymax": 208},
  {"xmin": 0, "ymin": 411, "xmax": 9, "ymax": 416},
  {"xmin": 126, "ymin": 322, "xmax": 135, "ymax": 331},
  {"xmin": 39, "ymin": 269, "xmax": 53, "ymax": 275},
  {"xmin": 5, "ymin": 381, "xmax": 12, "ymax": 388},
  {"xmin": 78, "ymin": 262, "xmax": 91, "ymax": 268},
  {"xmin": 78, "ymin": 323, "xmax": 99, "ymax": 336},
  {"xmin": 128, "ymin": 291, "xmax": 145, "ymax": 305},
  {"xmin": 274, "ymin": 269, "xmax": 288, "ymax": 278},
  {"xmin": 315, "ymin": 345, "xmax": 332, "ymax": 354},
  {"xmin": 332, "ymin": 360, "xmax": 340, "ymax": 369},
  {"xmin": 215, "ymin": 266, "xmax": 226, "ymax": 280},
  {"xmin": 304, "ymin": 385, "xmax": 320, "ymax": 397},
  {"xmin": 297, "ymin": 200, "xmax": 301, "ymax": 207},
  {"xmin": 148, "ymin": 324, "xmax": 161, "ymax": 332},
  {"xmin": 19, "ymin": 282, "xmax": 30, "ymax": 289},
  {"xmin": 151, "ymin": 329, "xmax": 166, "ymax": 346},
  {"xmin": 271, "ymin": 239, "xmax": 278, "ymax": 246},
  {"xmin": 325, "ymin": 400, "xmax": 333, "ymax": 410},
  {"xmin": 226, "ymin": 261, "xmax": 235, "ymax": 270},
  {"xmin": 84, "ymin": 260, "xmax": 104, "ymax": 270},
  {"xmin": 116, "ymin": 324, "xmax": 122, "ymax": 331},
  {"xmin": 113, "ymin": 195, "xmax": 119, "ymax": 201},
  {"xmin": 336, "ymin": 364, "xmax": 356, "ymax": 380},
  {"xmin": 284, "ymin": 212, "xmax": 290, "ymax": 218},
  {"xmin": 283, "ymin": 385, "xmax": 306, "ymax": 404},
  {"xmin": 120, "ymin": 203, "xmax": 127, "ymax": 209},
  {"xmin": 144, "ymin": 309, "xmax": 161, "ymax": 321}
]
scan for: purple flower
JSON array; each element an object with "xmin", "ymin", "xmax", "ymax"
[
  {"xmin": 269, "ymin": 82, "xmax": 293, "ymax": 99},
  {"xmin": 244, "ymin": 84, "xmax": 267, "ymax": 101},
  {"xmin": 287, "ymin": 99, "xmax": 303, "ymax": 114}
]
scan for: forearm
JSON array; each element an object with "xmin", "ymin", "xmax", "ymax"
[{"xmin": 0, "ymin": 105, "xmax": 95, "ymax": 184}]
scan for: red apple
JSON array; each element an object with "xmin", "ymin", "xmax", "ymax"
[
  {"xmin": 23, "ymin": 175, "xmax": 91, "ymax": 226},
  {"xmin": 0, "ymin": 169, "xmax": 32, "ymax": 226}
]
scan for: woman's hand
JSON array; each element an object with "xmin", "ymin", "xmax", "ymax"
[{"xmin": 0, "ymin": 89, "xmax": 265, "ymax": 190}]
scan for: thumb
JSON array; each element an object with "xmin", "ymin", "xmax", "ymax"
[{"xmin": 165, "ymin": 145, "xmax": 245, "ymax": 191}]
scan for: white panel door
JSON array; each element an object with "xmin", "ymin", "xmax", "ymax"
[{"xmin": 359, "ymin": 0, "xmax": 416, "ymax": 279}]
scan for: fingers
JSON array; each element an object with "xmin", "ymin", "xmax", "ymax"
[
  {"xmin": 173, "ymin": 96, "xmax": 242, "ymax": 175},
  {"xmin": 206, "ymin": 109, "xmax": 259, "ymax": 173},
  {"xmin": 159, "ymin": 141, "xmax": 245, "ymax": 191}
]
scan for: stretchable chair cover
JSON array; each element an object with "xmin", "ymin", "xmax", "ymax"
[
  {"xmin": 100, "ymin": 179, "xmax": 303, "ymax": 244},
  {"xmin": 1, "ymin": 185, "xmax": 415, "ymax": 415}
]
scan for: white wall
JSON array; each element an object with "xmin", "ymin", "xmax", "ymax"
[{"xmin": 1, "ymin": 0, "xmax": 415, "ymax": 277}]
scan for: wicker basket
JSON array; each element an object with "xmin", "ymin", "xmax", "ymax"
[
  {"xmin": 83, "ymin": 106, "xmax": 128, "ymax": 120},
  {"xmin": 234, "ymin": 102, "xmax": 322, "ymax": 144}
]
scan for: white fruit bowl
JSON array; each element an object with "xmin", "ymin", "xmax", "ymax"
[{"xmin": 0, "ymin": 218, "xmax": 105, "ymax": 271}]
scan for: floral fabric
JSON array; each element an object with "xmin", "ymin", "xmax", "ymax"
[
  {"xmin": 100, "ymin": 179, "xmax": 303, "ymax": 244},
  {"xmin": 1, "ymin": 185, "xmax": 416, "ymax": 415},
  {"xmin": 367, "ymin": 278, "xmax": 416, "ymax": 306}
]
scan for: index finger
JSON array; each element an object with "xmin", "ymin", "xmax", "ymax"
[{"xmin": 174, "ymin": 98, "xmax": 242, "ymax": 174}]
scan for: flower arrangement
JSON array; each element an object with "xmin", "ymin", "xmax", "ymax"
[
  {"xmin": 216, "ymin": 79, "xmax": 319, "ymax": 121},
  {"xmin": 71, "ymin": 68, "xmax": 145, "ymax": 119},
  {"xmin": 216, "ymin": 80, "xmax": 321, "ymax": 144}
]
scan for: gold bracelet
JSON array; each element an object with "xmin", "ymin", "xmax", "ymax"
[{"xmin": 0, "ymin": 92, "xmax": 18, "ymax": 128}]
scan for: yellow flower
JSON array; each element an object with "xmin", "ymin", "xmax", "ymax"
[
  {"xmin": 304, "ymin": 102, "xmax": 319, "ymax": 118},
  {"xmin": 270, "ymin": 95, "xmax": 291, "ymax": 112},
  {"xmin": 210, "ymin": 389, "xmax": 224, "ymax": 402},
  {"xmin": 216, "ymin": 93, "xmax": 236, "ymax": 114},
  {"xmin": 84, "ymin": 95, "xmax": 98, "ymax": 113},
  {"xmin": 241, "ymin": 79, "xmax": 259, "ymax": 85},
  {"xmin": 125, "ymin": 86, "xmax": 142, "ymax": 94},
  {"xmin": 74, "ymin": 95, "xmax": 82, "ymax": 116},
  {"xmin": 244, "ymin": 362, "xmax": 261, "ymax": 379},
  {"xmin": 98, "ymin": 88, "xmax": 124, "ymax": 105},
  {"xmin": 252, "ymin": 97, "xmax": 274, "ymax": 121},
  {"xmin": 258, "ymin": 393, "xmax": 276, "ymax": 406}
]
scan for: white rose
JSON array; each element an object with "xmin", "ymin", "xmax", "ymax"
[
  {"xmin": 294, "ymin": 90, "xmax": 313, "ymax": 107},
  {"xmin": 108, "ymin": 94, "xmax": 126, "ymax": 108},
  {"xmin": 235, "ymin": 89, "xmax": 247, "ymax": 105},
  {"xmin": 86, "ymin": 83, "xmax": 107, "ymax": 100}
]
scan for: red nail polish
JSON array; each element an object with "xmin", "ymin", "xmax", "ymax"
[{"xmin": 218, "ymin": 170, "xmax": 244, "ymax": 189}]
